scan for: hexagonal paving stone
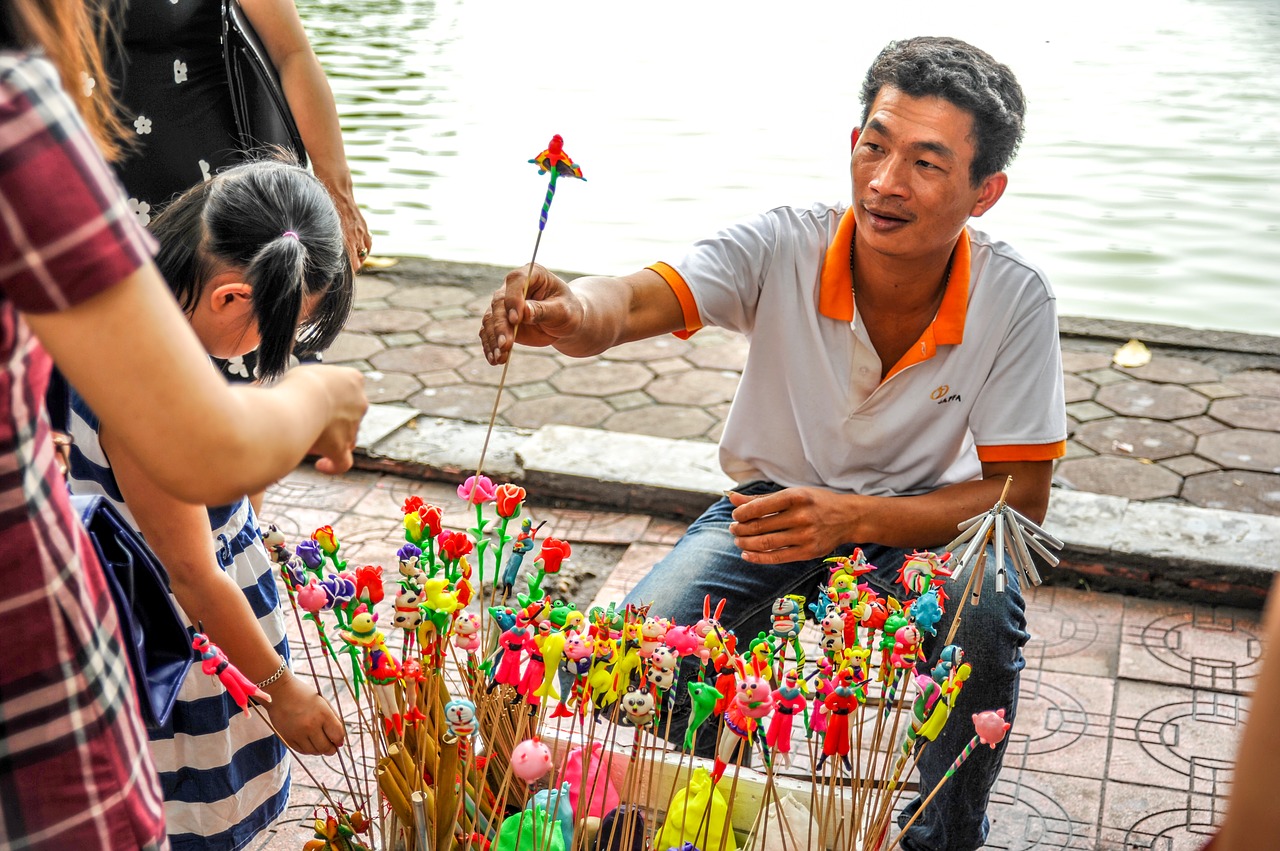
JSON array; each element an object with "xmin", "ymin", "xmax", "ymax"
[
  {"xmin": 420, "ymin": 316, "xmax": 484, "ymax": 346},
  {"xmin": 606, "ymin": 336, "xmax": 693, "ymax": 361},
  {"xmin": 1060, "ymin": 350, "xmax": 1113, "ymax": 373},
  {"xmin": 324, "ymin": 332, "xmax": 384, "ymax": 363},
  {"xmin": 1197, "ymin": 429, "xmax": 1280, "ymax": 474},
  {"xmin": 361, "ymin": 372, "xmax": 422, "ymax": 403},
  {"xmin": 1172, "ymin": 415, "xmax": 1229, "ymax": 436},
  {"xmin": 686, "ymin": 337, "xmax": 750, "ymax": 372},
  {"xmin": 369, "ymin": 342, "xmax": 470, "ymax": 373},
  {"xmin": 353, "ymin": 277, "xmax": 396, "ymax": 300},
  {"xmin": 1224, "ymin": 369, "xmax": 1280, "ymax": 399},
  {"xmin": 604, "ymin": 405, "xmax": 715, "ymax": 440},
  {"xmin": 1208, "ymin": 396, "xmax": 1280, "ymax": 431},
  {"xmin": 551, "ymin": 361, "xmax": 652, "ymax": 396},
  {"xmin": 1062, "ymin": 374, "xmax": 1095, "ymax": 404},
  {"xmin": 1159, "ymin": 454, "xmax": 1220, "ymax": 477},
  {"xmin": 1065, "ymin": 401, "xmax": 1113, "ymax": 423},
  {"xmin": 1073, "ymin": 418, "xmax": 1195, "ymax": 460},
  {"xmin": 387, "ymin": 285, "xmax": 473, "ymax": 311},
  {"xmin": 1054, "ymin": 456, "xmax": 1182, "ymax": 500},
  {"xmin": 1117, "ymin": 355, "xmax": 1220, "ymax": 385},
  {"xmin": 455, "ymin": 353, "xmax": 559, "ymax": 386},
  {"xmin": 504, "ymin": 395, "xmax": 613, "ymax": 429},
  {"xmin": 647, "ymin": 370, "xmax": 740, "ymax": 406},
  {"xmin": 407, "ymin": 384, "xmax": 508, "ymax": 421},
  {"xmin": 1181, "ymin": 470, "xmax": 1280, "ymax": 515},
  {"xmin": 342, "ymin": 308, "xmax": 429, "ymax": 334},
  {"xmin": 1094, "ymin": 381, "xmax": 1208, "ymax": 420}
]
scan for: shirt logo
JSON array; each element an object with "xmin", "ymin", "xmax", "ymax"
[{"xmin": 931, "ymin": 384, "xmax": 962, "ymax": 404}]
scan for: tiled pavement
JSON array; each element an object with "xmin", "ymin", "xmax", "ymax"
[
  {"xmin": 331, "ymin": 258, "xmax": 1280, "ymax": 518},
  {"xmin": 245, "ymin": 467, "xmax": 1262, "ymax": 851}
]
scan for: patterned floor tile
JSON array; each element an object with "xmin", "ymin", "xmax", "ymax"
[
  {"xmin": 589, "ymin": 542, "xmax": 673, "ymax": 610},
  {"xmin": 983, "ymin": 770, "xmax": 1102, "ymax": 849},
  {"xmin": 1107, "ymin": 680, "xmax": 1245, "ymax": 794},
  {"xmin": 1005, "ymin": 669, "xmax": 1115, "ymax": 779},
  {"xmin": 1118, "ymin": 598, "xmax": 1263, "ymax": 693},
  {"xmin": 1024, "ymin": 585, "xmax": 1124, "ymax": 679},
  {"xmin": 1098, "ymin": 780, "xmax": 1222, "ymax": 851}
]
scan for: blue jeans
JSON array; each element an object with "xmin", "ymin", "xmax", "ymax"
[{"xmin": 622, "ymin": 482, "xmax": 1029, "ymax": 851}]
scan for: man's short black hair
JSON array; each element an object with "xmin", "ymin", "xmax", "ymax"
[{"xmin": 860, "ymin": 36, "xmax": 1026, "ymax": 186}]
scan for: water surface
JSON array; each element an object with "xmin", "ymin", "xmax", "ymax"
[{"xmin": 301, "ymin": 0, "xmax": 1280, "ymax": 335}]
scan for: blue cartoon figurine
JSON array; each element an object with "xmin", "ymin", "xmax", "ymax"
[{"xmin": 499, "ymin": 518, "xmax": 536, "ymax": 592}]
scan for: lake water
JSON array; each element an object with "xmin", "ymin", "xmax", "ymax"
[{"xmin": 300, "ymin": 0, "xmax": 1280, "ymax": 336}]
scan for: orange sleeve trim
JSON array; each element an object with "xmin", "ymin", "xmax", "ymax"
[
  {"xmin": 647, "ymin": 262, "xmax": 702, "ymax": 339},
  {"xmin": 976, "ymin": 441, "xmax": 1067, "ymax": 463}
]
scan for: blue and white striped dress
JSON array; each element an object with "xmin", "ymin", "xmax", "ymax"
[{"xmin": 64, "ymin": 389, "xmax": 291, "ymax": 851}]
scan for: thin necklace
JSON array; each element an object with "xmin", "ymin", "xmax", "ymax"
[{"xmin": 849, "ymin": 237, "xmax": 954, "ymax": 306}]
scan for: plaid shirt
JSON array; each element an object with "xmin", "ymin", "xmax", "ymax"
[{"xmin": 0, "ymin": 51, "xmax": 166, "ymax": 850}]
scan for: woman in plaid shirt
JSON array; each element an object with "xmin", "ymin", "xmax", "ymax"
[{"xmin": 0, "ymin": 1, "xmax": 368, "ymax": 847}]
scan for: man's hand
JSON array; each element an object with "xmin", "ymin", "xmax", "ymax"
[
  {"xmin": 727, "ymin": 487, "xmax": 863, "ymax": 564},
  {"xmin": 480, "ymin": 264, "xmax": 584, "ymax": 365},
  {"xmin": 262, "ymin": 672, "xmax": 345, "ymax": 755}
]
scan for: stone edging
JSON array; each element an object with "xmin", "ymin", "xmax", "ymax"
[{"xmin": 354, "ymin": 406, "xmax": 1280, "ymax": 609}]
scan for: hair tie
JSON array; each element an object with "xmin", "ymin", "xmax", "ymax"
[{"xmin": 282, "ymin": 230, "xmax": 299, "ymax": 241}]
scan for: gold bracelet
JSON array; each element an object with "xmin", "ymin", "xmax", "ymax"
[{"xmin": 255, "ymin": 658, "xmax": 289, "ymax": 690}]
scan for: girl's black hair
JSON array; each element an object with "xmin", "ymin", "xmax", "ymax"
[{"xmin": 149, "ymin": 153, "xmax": 353, "ymax": 381}]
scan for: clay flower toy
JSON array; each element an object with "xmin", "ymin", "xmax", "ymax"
[
  {"xmin": 526, "ymin": 537, "xmax": 570, "ymax": 603},
  {"xmin": 312, "ymin": 525, "xmax": 346, "ymax": 571}
]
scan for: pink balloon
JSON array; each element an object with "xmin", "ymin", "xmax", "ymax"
[{"xmin": 510, "ymin": 738, "xmax": 553, "ymax": 783}]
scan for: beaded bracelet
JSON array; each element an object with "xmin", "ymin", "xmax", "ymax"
[{"xmin": 255, "ymin": 658, "xmax": 289, "ymax": 690}]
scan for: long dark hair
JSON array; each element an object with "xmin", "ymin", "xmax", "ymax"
[
  {"xmin": 0, "ymin": 0, "xmax": 129, "ymax": 158},
  {"xmin": 149, "ymin": 155, "xmax": 354, "ymax": 380}
]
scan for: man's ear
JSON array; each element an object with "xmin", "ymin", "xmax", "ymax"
[
  {"xmin": 969, "ymin": 172, "xmax": 1008, "ymax": 218},
  {"xmin": 850, "ymin": 127, "xmax": 860, "ymax": 152}
]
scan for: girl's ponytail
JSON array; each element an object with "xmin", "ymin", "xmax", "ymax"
[{"xmin": 244, "ymin": 231, "xmax": 308, "ymax": 380}]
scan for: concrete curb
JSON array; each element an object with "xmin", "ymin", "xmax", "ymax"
[{"xmin": 354, "ymin": 404, "xmax": 1280, "ymax": 609}]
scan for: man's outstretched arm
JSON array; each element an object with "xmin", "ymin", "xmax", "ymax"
[{"xmin": 480, "ymin": 265, "xmax": 685, "ymax": 364}]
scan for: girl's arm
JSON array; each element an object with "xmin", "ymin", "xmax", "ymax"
[
  {"xmin": 101, "ymin": 423, "xmax": 345, "ymax": 755},
  {"xmin": 241, "ymin": 0, "xmax": 371, "ymax": 268},
  {"xmin": 25, "ymin": 263, "xmax": 367, "ymax": 506}
]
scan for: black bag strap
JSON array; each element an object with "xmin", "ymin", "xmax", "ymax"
[{"xmin": 222, "ymin": 0, "xmax": 308, "ymax": 166}]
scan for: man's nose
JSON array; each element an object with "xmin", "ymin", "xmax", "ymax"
[{"xmin": 869, "ymin": 156, "xmax": 910, "ymax": 197}]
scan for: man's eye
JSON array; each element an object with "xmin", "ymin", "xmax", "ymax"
[{"xmin": 918, "ymin": 160, "xmax": 939, "ymax": 170}]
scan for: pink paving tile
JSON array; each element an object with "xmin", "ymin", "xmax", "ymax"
[
  {"xmin": 1107, "ymin": 679, "xmax": 1244, "ymax": 794},
  {"xmin": 1118, "ymin": 597, "xmax": 1263, "ymax": 693},
  {"xmin": 640, "ymin": 517, "xmax": 690, "ymax": 545},
  {"xmin": 983, "ymin": 770, "xmax": 1102, "ymax": 849},
  {"xmin": 590, "ymin": 543, "xmax": 673, "ymax": 610},
  {"xmin": 1024, "ymin": 585, "xmax": 1124, "ymax": 679},
  {"xmin": 535, "ymin": 508, "xmax": 652, "ymax": 544},
  {"xmin": 1004, "ymin": 669, "xmax": 1115, "ymax": 780},
  {"xmin": 1097, "ymin": 779, "xmax": 1223, "ymax": 851},
  {"xmin": 263, "ymin": 467, "xmax": 381, "ymax": 512},
  {"xmin": 349, "ymin": 476, "xmax": 460, "ymax": 518}
]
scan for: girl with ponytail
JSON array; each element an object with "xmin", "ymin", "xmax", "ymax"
[{"xmin": 61, "ymin": 155, "xmax": 354, "ymax": 851}]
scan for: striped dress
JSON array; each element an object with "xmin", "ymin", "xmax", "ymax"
[{"xmin": 64, "ymin": 389, "xmax": 291, "ymax": 851}]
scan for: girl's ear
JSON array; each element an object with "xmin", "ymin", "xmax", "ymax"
[{"xmin": 206, "ymin": 280, "xmax": 253, "ymax": 317}]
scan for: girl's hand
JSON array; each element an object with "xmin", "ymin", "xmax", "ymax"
[{"xmin": 262, "ymin": 671, "xmax": 345, "ymax": 755}]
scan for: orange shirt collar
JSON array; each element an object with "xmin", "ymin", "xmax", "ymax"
[{"xmin": 818, "ymin": 207, "xmax": 971, "ymax": 347}]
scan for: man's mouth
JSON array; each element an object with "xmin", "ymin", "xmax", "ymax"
[{"xmin": 863, "ymin": 206, "xmax": 912, "ymax": 226}]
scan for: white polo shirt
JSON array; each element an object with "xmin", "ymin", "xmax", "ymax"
[{"xmin": 650, "ymin": 202, "xmax": 1066, "ymax": 497}]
